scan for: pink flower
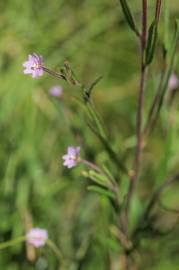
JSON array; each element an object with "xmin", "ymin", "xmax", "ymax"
[
  {"xmin": 49, "ymin": 85, "xmax": 63, "ymax": 97},
  {"xmin": 168, "ymin": 74, "xmax": 179, "ymax": 90},
  {"xmin": 62, "ymin": 146, "xmax": 81, "ymax": 168},
  {"xmin": 23, "ymin": 53, "xmax": 44, "ymax": 78},
  {"xmin": 26, "ymin": 228, "xmax": 48, "ymax": 248}
]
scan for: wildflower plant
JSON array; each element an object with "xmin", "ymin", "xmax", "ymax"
[{"xmin": 1, "ymin": 0, "xmax": 179, "ymax": 269}]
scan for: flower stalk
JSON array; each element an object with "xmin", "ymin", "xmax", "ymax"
[
  {"xmin": 47, "ymin": 239, "xmax": 64, "ymax": 269},
  {"xmin": 43, "ymin": 67, "xmax": 66, "ymax": 81},
  {"xmin": 0, "ymin": 236, "xmax": 26, "ymax": 250}
]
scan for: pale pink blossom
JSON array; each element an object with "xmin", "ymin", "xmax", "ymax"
[
  {"xmin": 26, "ymin": 228, "xmax": 48, "ymax": 248},
  {"xmin": 62, "ymin": 146, "xmax": 81, "ymax": 168},
  {"xmin": 168, "ymin": 74, "xmax": 179, "ymax": 90},
  {"xmin": 49, "ymin": 85, "xmax": 63, "ymax": 97},
  {"xmin": 23, "ymin": 53, "xmax": 44, "ymax": 78}
]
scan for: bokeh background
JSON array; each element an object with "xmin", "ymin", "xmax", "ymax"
[{"xmin": 0, "ymin": 0, "xmax": 179, "ymax": 269}]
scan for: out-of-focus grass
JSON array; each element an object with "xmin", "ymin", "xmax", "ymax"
[{"xmin": 0, "ymin": 0, "xmax": 179, "ymax": 269}]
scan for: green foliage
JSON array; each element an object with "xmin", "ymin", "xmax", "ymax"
[
  {"xmin": 0, "ymin": 0, "xmax": 179, "ymax": 269},
  {"xmin": 145, "ymin": 20, "xmax": 158, "ymax": 65}
]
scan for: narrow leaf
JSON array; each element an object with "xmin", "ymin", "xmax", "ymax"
[
  {"xmin": 84, "ymin": 76, "xmax": 103, "ymax": 101},
  {"xmin": 89, "ymin": 170, "xmax": 109, "ymax": 184},
  {"xmin": 82, "ymin": 170, "xmax": 109, "ymax": 188},
  {"xmin": 119, "ymin": 0, "xmax": 140, "ymax": 37},
  {"xmin": 102, "ymin": 164, "xmax": 116, "ymax": 183},
  {"xmin": 86, "ymin": 102, "xmax": 107, "ymax": 139},
  {"xmin": 87, "ymin": 121, "xmax": 127, "ymax": 175},
  {"xmin": 164, "ymin": 0, "xmax": 169, "ymax": 51},
  {"xmin": 88, "ymin": 185, "xmax": 115, "ymax": 199},
  {"xmin": 145, "ymin": 21, "xmax": 158, "ymax": 65}
]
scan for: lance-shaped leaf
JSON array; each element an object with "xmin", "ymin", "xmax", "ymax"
[
  {"xmin": 164, "ymin": 0, "xmax": 169, "ymax": 51},
  {"xmin": 155, "ymin": 20, "xmax": 179, "ymax": 119},
  {"xmin": 145, "ymin": 20, "xmax": 158, "ymax": 65},
  {"xmin": 102, "ymin": 164, "xmax": 116, "ymax": 183},
  {"xmin": 119, "ymin": 0, "xmax": 140, "ymax": 37},
  {"xmin": 82, "ymin": 170, "xmax": 109, "ymax": 188},
  {"xmin": 87, "ymin": 121, "xmax": 128, "ymax": 175},
  {"xmin": 84, "ymin": 75, "xmax": 103, "ymax": 102},
  {"xmin": 88, "ymin": 185, "xmax": 115, "ymax": 199}
]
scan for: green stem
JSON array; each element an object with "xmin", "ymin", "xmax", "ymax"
[
  {"xmin": 144, "ymin": 173, "xmax": 179, "ymax": 220},
  {"xmin": 0, "ymin": 236, "xmax": 26, "ymax": 250},
  {"xmin": 144, "ymin": 68, "xmax": 166, "ymax": 136},
  {"xmin": 81, "ymin": 159, "xmax": 105, "ymax": 175},
  {"xmin": 164, "ymin": 0, "xmax": 169, "ymax": 50},
  {"xmin": 86, "ymin": 100, "xmax": 107, "ymax": 140},
  {"xmin": 88, "ymin": 122, "xmax": 128, "ymax": 175},
  {"xmin": 149, "ymin": 23, "xmax": 179, "ymax": 130},
  {"xmin": 47, "ymin": 239, "xmax": 64, "ymax": 269}
]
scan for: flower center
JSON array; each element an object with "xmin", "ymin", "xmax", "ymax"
[
  {"xmin": 33, "ymin": 63, "xmax": 41, "ymax": 70},
  {"xmin": 70, "ymin": 155, "xmax": 76, "ymax": 160}
]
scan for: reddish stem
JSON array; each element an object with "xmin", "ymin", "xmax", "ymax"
[
  {"xmin": 80, "ymin": 159, "xmax": 104, "ymax": 175},
  {"xmin": 155, "ymin": 0, "xmax": 162, "ymax": 23},
  {"xmin": 43, "ymin": 66, "xmax": 66, "ymax": 81},
  {"xmin": 126, "ymin": 0, "xmax": 148, "ymax": 216}
]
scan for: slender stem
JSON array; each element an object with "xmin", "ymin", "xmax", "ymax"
[
  {"xmin": 126, "ymin": 0, "xmax": 148, "ymax": 216},
  {"xmin": 155, "ymin": 0, "xmax": 162, "ymax": 23},
  {"xmin": 164, "ymin": 0, "xmax": 169, "ymax": 50},
  {"xmin": 144, "ymin": 173, "xmax": 179, "ymax": 220},
  {"xmin": 43, "ymin": 67, "xmax": 66, "ymax": 81},
  {"xmin": 0, "ymin": 236, "xmax": 26, "ymax": 250},
  {"xmin": 144, "ymin": 69, "xmax": 165, "ymax": 136},
  {"xmin": 135, "ymin": 0, "xmax": 148, "ymax": 175},
  {"xmin": 146, "ymin": 21, "xmax": 179, "ymax": 132},
  {"xmin": 132, "ymin": 174, "xmax": 179, "ymax": 246},
  {"xmin": 47, "ymin": 239, "xmax": 64, "ymax": 269},
  {"xmin": 158, "ymin": 200, "xmax": 179, "ymax": 214},
  {"xmin": 110, "ymin": 225, "xmax": 132, "ymax": 250},
  {"xmin": 87, "ymin": 123, "xmax": 128, "ymax": 175},
  {"xmin": 80, "ymin": 159, "xmax": 105, "ymax": 176},
  {"xmin": 134, "ymin": 65, "xmax": 147, "ymax": 179}
]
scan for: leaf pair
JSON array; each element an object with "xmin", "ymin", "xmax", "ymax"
[{"xmin": 119, "ymin": 0, "xmax": 161, "ymax": 66}]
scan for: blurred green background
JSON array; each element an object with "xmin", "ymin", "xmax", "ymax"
[{"xmin": 0, "ymin": 0, "xmax": 179, "ymax": 269}]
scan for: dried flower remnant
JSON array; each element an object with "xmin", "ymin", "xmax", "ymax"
[
  {"xmin": 26, "ymin": 228, "xmax": 48, "ymax": 248},
  {"xmin": 62, "ymin": 146, "xmax": 81, "ymax": 168},
  {"xmin": 49, "ymin": 85, "xmax": 63, "ymax": 97},
  {"xmin": 168, "ymin": 74, "xmax": 179, "ymax": 90},
  {"xmin": 23, "ymin": 53, "xmax": 44, "ymax": 78}
]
